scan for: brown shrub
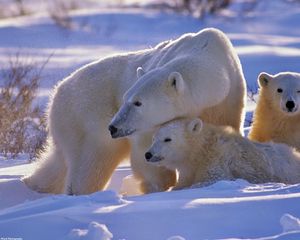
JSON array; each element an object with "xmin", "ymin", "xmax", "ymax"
[{"xmin": 0, "ymin": 53, "xmax": 50, "ymax": 159}]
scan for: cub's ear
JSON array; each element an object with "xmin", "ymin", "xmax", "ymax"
[
  {"xmin": 187, "ymin": 118, "xmax": 203, "ymax": 134},
  {"xmin": 137, "ymin": 67, "xmax": 145, "ymax": 78},
  {"xmin": 258, "ymin": 72, "xmax": 273, "ymax": 87},
  {"xmin": 168, "ymin": 72, "xmax": 185, "ymax": 93}
]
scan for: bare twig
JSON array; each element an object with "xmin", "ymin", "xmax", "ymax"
[{"xmin": 48, "ymin": 0, "xmax": 78, "ymax": 29}]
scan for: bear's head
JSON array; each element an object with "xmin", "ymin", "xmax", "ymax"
[
  {"xmin": 144, "ymin": 118, "xmax": 203, "ymax": 168},
  {"xmin": 109, "ymin": 66, "xmax": 197, "ymax": 138},
  {"xmin": 258, "ymin": 72, "xmax": 300, "ymax": 116}
]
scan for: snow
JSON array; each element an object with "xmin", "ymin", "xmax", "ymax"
[
  {"xmin": 68, "ymin": 221, "xmax": 113, "ymax": 240},
  {"xmin": 1, "ymin": 176, "xmax": 300, "ymax": 240},
  {"xmin": 0, "ymin": 0, "xmax": 300, "ymax": 239},
  {"xmin": 280, "ymin": 214, "xmax": 300, "ymax": 233}
]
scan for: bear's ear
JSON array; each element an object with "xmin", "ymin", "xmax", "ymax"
[
  {"xmin": 168, "ymin": 72, "xmax": 185, "ymax": 94},
  {"xmin": 258, "ymin": 72, "xmax": 273, "ymax": 87},
  {"xmin": 136, "ymin": 67, "xmax": 145, "ymax": 78},
  {"xmin": 187, "ymin": 118, "xmax": 203, "ymax": 135}
]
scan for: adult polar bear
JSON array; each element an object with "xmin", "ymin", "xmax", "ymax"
[{"xmin": 24, "ymin": 28, "xmax": 246, "ymax": 195}]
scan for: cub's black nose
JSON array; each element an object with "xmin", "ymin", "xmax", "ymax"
[
  {"xmin": 109, "ymin": 125, "xmax": 118, "ymax": 136},
  {"xmin": 286, "ymin": 101, "xmax": 295, "ymax": 111},
  {"xmin": 145, "ymin": 152, "xmax": 153, "ymax": 160}
]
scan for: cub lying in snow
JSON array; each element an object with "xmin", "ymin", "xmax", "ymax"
[{"xmin": 145, "ymin": 118, "xmax": 300, "ymax": 189}]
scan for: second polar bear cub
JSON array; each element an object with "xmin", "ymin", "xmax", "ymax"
[
  {"xmin": 249, "ymin": 72, "xmax": 300, "ymax": 151},
  {"xmin": 145, "ymin": 118, "xmax": 300, "ymax": 189}
]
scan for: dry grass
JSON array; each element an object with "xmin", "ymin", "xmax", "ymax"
[
  {"xmin": 0, "ymin": 0, "xmax": 29, "ymax": 19},
  {"xmin": 0, "ymin": 53, "xmax": 51, "ymax": 159},
  {"xmin": 144, "ymin": 0, "xmax": 233, "ymax": 18},
  {"xmin": 48, "ymin": 0, "xmax": 79, "ymax": 29},
  {"xmin": 179, "ymin": 0, "xmax": 232, "ymax": 16}
]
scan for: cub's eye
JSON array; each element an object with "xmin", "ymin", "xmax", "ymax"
[
  {"xmin": 297, "ymin": 90, "xmax": 300, "ymax": 93},
  {"xmin": 164, "ymin": 138, "xmax": 172, "ymax": 142},
  {"xmin": 277, "ymin": 88, "xmax": 283, "ymax": 93},
  {"xmin": 134, "ymin": 101, "xmax": 142, "ymax": 107}
]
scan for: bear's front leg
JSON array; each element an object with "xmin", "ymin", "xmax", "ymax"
[
  {"xmin": 172, "ymin": 167, "xmax": 195, "ymax": 190},
  {"xmin": 64, "ymin": 134, "xmax": 129, "ymax": 195}
]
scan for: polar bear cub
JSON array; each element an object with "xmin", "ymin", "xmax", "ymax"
[
  {"xmin": 146, "ymin": 118, "xmax": 300, "ymax": 189},
  {"xmin": 249, "ymin": 72, "xmax": 300, "ymax": 151}
]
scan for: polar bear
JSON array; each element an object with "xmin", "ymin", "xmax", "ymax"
[
  {"xmin": 145, "ymin": 118, "xmax": 300, "ymax": 189},
  {"xmin": 249, "ymin": 72, "xmax": 300, "ymax": 151},
  {"xmin": 24, "ymin": 28, "xmax": 246, "ymax": 195},
  {"xmin": 109, "ymin": 29, "xmax": 246, "ymax": 193}
]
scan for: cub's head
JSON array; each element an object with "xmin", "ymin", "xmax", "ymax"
[
  {"xmin": 109, "ymin": 66, "xmax": 194, "ymax": 138},
  {"xmin": 258, "ymin": 72, "xmax": 300, "ymax": 116},
  {"xmin": 144, "ymin": 118, "xmax": 203, "ymax": 168}
]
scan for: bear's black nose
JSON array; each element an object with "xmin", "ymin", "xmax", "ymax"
[
  {"xmin": 286, "ymin": 101, "xmax": 295, "ymax": 111},
  {"xmin": 145, "ymin": 152, "xmax": 153, "ymax": 160},
  {"xmin": 109, "ymin": 125, "xmax": 118, "ymax": 136}
]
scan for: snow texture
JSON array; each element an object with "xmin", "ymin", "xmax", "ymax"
[{"xmin": 68, "ymin": 221, "xmax": 113, "ymax": 240}]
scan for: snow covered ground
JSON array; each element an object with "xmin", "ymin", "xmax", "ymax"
[
  {"xmin": 1, "ymin": 172, "xmax": 300, "ymax": 240},
  {"xmin": 0, "ymin": 1, "xmax": 300, "ymax": 239}
]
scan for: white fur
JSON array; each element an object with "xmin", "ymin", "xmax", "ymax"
[
  {"xmin": 249, "ymin": 72, "xmax": 300, "ymax": 151},
  {"xmin": 111, "ymin": 28, "xmax": 246, "ymax": 192},
  {"xmin": 23, "ymin": 28, "xmax": 246, "ymax": 194},
  {"xmin": 147, "ymin": 118, "xmax": 300, "ymax": 189}
]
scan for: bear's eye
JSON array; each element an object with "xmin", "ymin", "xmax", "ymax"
[
  {"xmin": 297, "ymin": 90, "xmax": 300, "ymax": 93},
  {"xmin": 134, "ymin": 101, "xmax": 142, "ymax": 107},
  {"xmin": 277, "ymin": 88, "xmax": 283, "ymax": 93},
  {"xmin": 164, "ymin": 138, "xmax": 172, "ymax": 142}
]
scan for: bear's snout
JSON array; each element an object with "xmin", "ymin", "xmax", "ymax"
[
  {"xmin": 108, "ymin": 124, "xmax": 136, "ymax": 138},
  {"xmin": 286, "ymin": 100, "xmax": 296, "ymax": 112},
  {"xmin": 145, "ymin": 152, "xmax": 164, "ymax": 163},
  {"xmin": 145, "ymin": 152, "xmax": 153, "ymax": 160},
  {"xmin": 108, "ymin": 125, "xmax": 118, "ymax": 137}
]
